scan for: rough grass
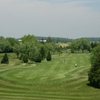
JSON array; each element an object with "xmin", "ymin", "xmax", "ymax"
[{"xmin": 0, "ymin": 53, "xmax": 100, "ymax": 100}]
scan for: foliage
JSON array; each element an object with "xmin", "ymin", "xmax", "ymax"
[
  {"xmin": 71, "ymin": 38, "xmax": 91, "ymax": 53},
  {"xmin": 29, "ymin": 46, "xmax": 38, "ymax": 61},
  {"xmin": 19, "ymin": 44, "xmax": 30, "ymax": 62},
  {"xmin": 45, "ymin": 43, "xmax": 56, "ymax": 54},
  {"xmin": 55, "ymin": 46, "xmax": 63, "ymax": 55},
  {"xmin": 13, "ymin": 44, "xmax": 20, "ymax": 58},
  {"xmin": 91, "ymin": 42, "xmax": 98, "ymax": 49},
  {"xmin": 88, "ymin": 45, "xmax": 100, "ymax": 88},
  {"xmin": 6, "ymin": 38, "xmax": 19, "ymax": 47},
  {"xmin": 0, "ymin": 37, "xmax": 13, "ymax": 53},
  {"xmin": 39, "ymin": 46, "xmax": 46, "ymax": 60},
  {"xmin": 1, "ymin": 53, "xmax": 9, "ymax": 64},
  {"xmin": 0, "ymin": 37, "xmax": 19, "ymax": 53},
  {"xmin": 33, "ymin": 51, "xmax": 42, "ymax": 63},
  {"xmin": 0, "ymin": 35, "xmax": 54, "ymax": 63},
  {"xmin": 45, "ymin": 37, "xmax": 57, "ymax": 53},
  {"xmin": 14, "ymin": 35, "xmax": 46, "ymax": 63},
  {"xmin": 21, "ymin": 34, "xmax": 38, "ymax": 45},
  {"xmin": 21, "ymin": 54, "xmax": 28, "ymax": 63},
  {"xmin": 46, "ymin": 51, "xmax": 52, "ymax": 61}
]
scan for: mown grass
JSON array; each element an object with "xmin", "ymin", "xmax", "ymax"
[{"xmin": 0, "ymin": 53, "xmax": 100, "ymax": 100}]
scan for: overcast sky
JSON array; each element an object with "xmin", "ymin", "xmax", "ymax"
[{"xmin": 0, "ymin": 0, "xmax": 100, "ymax": 38}]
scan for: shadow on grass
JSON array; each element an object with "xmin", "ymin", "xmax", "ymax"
[{"xmin": 87, "ymin": 82, "xmax": 100, "ymax": 89}]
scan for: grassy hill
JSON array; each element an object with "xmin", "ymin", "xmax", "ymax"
[{"xmin": 0, "ymin": 53, "xmax": 100, "ymax": 100}]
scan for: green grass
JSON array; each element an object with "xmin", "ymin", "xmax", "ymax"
[{"xmin": 0, "ymin": 53, "xmax": 100, "ymax": 100}]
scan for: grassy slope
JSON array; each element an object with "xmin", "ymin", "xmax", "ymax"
[{"xmin": 0, "ymin": 53, "xmax": 100, "ymax": 100}]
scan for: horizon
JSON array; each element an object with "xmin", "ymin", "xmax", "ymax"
[
  {"xmin": 0, "ymin": 0, "xmax": 100, "ymax": 38},
  {"xmin": 0, "ymin": 34, "xmax": 100, "ymax": 40}
]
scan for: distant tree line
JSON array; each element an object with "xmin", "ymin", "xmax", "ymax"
[
  {"xmin": 0, "ymin": 36, "xmax": 100, "ymax": 54},
  {"xmin": 0, "ymin": 35, "xmax": 100, "ymax": 64},
  {"xmin": 0, "ymin": 35, "xmax": 55, "ymax": 64},
  {"xmin": 70, "ymin": 38, "xmax": 99, "ymax": 53}
]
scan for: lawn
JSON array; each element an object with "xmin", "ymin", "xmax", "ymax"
[{"xmin": 0, "ymin": 53, "xmax": 100, "ymax": 100}]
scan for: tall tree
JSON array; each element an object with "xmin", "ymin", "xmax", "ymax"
[{"xmin": 88, "ymin": 45, "xmax": 100, "ymax": 88}]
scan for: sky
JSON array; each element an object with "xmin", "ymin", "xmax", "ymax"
[{"xmin": 0, "ymin": 0, "xmax": 100, "ymax": 38}]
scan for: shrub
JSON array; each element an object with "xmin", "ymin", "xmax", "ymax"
[
  {"xmin": 22, "ymin": 54, "xmax": 28, "ymax": 63},
  {"xmin": 1, "ymin": 53, "xmax": 9, "ymax": 64},
  {"xmin": 40, "ymin": 47, "xmax": 46, "ymax": 60},
  {"xmin": 46, "ymin": 51, "xmax": 52, "ymax": 61},
  {"xmin": 33, "ymin": 53, "xmax": 42, "ymax": 63}
]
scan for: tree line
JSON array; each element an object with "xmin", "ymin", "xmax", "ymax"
[
  {"xmin": 0, "ymin": 35, "xmax": 100, "ymax": 64},
  {"xmin": 70, "ymin": 38, "xmax": 99, "ymax": 53},
  {"xmin": 0, "ymin": 35, "xmax": 99, "ymax": 54},
  {"xmin": 0, "ymin": 35, "xmax": 53, "ymax": 64}
]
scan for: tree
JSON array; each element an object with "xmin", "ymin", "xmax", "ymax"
[
  {"xmin": 33, "ymin": 52, "xmax": 42, "ymax": 63},
  {"xmin": 21, "ymin": 35, "xmax": 38, "ymax": 45},
  {"xmin": 46, "ymin": 51, "xmax": 52, "ymax": 61},
  {"xmin": 1, "ymin": 53, "xmax": 9, "ymax": 64},
  {"xmin": 40, "ymin": 47, "xmax": 46, "ymax": 60},
  {"xmin": 71, "ymin": 38, "xmax": 91, "ymax": 53},
  {"xmin": 19, "ymin": 44, "xmax": 30, "ymax": 63},
  {"xmin": 91, "ymin": 42, "xmax": 98, "ymax": 49},
  {"xmin": 0, "ymin": 37, "xmax": 13, "ymax": 53},
  {"xmin": 14, "ymin": 35, "xmax": 54, "ymax": 63},
  {"xmin": 88, "ymin": 45, "xmax": 100, "ymax": 88},
  {"xmin": 13, "ymin": 44, "xmax": 20, "ymax": 58},
  {"xmin": 22, "ymin": 54, "xmax": 28, "ymax": 63},
  {"xmin": 7, "ymin": 37, "xmax": 19, "ymax": 47}
]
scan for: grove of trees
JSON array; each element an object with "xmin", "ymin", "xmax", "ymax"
[
  {"xmin": 71, "ymin": 38, "xmax": 91, "ymax": 53},
  {"xmin": 14, "ymin": 35, "xmax": 53, "ymax": 63},
  {"xmin": 0, "ymin": 37, "xmax": 19, "ymax": 53},
  {"xmin": 0, "ymin": 35, "xmax": 100, "ymax": 64}
]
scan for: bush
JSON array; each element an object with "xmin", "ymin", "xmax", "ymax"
[
  {"xmin": 1, "ymin": 53, "xmax": 9, "ymax": 64},
  {"xmin": 33, "ymin": 53, "xmax": 42, "ymax": 63},
  {"xmin": 88, "ymin": 45, "xmax": 100, "ymax": 88},
  {"xmin": 40, "ymin": 47, "xmax": 46, "ymax": 60},
  {"xmin": 46, "ymin": 51, "xmax": 52, "ymax": 61},
  {"xmin": 22, "ymin": 54, "xmax": 28, "ymax": 63}
]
